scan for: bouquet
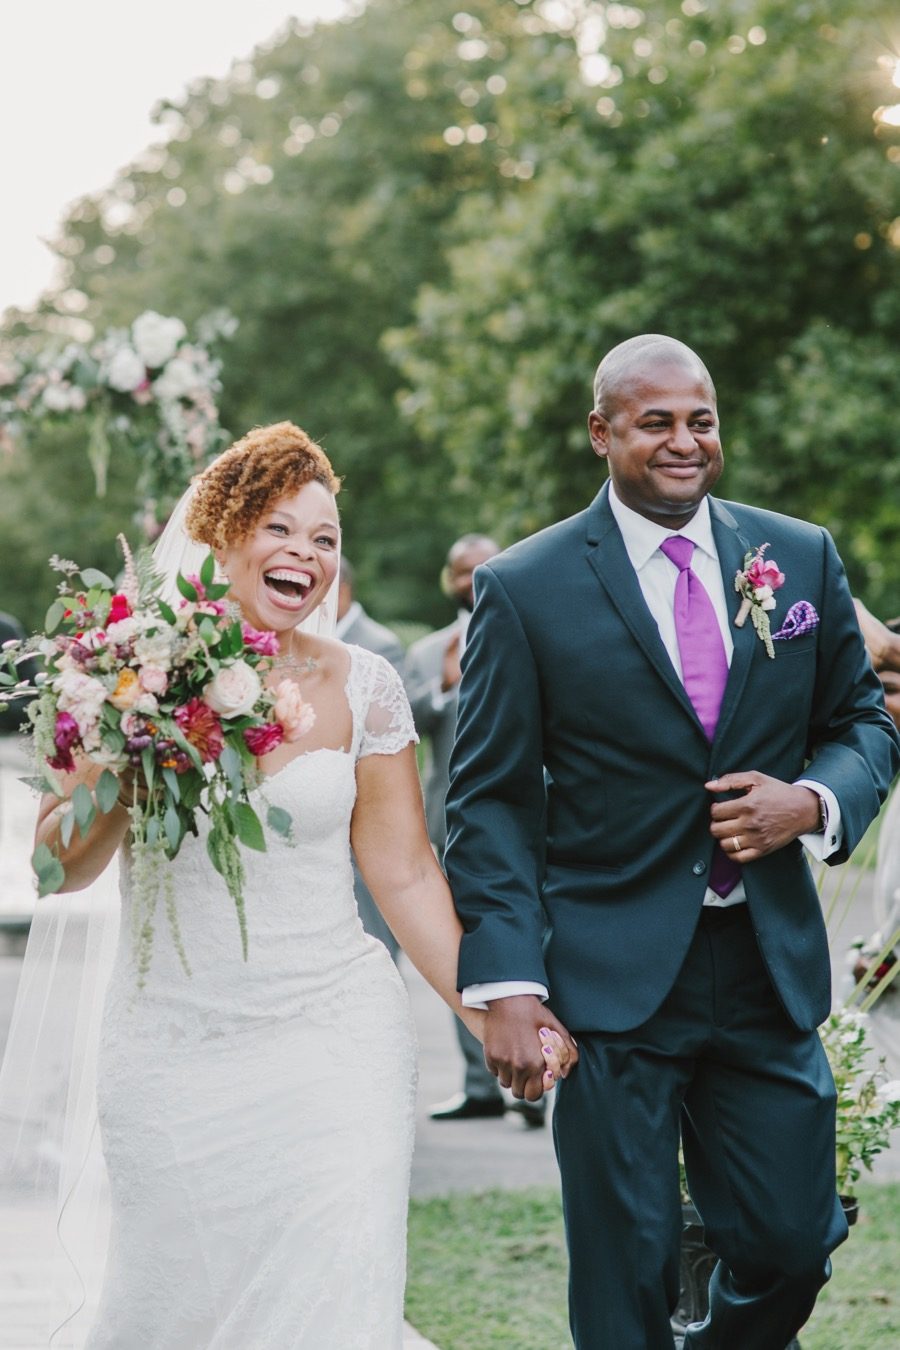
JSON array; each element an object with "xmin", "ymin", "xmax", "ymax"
[{"xmin": 0, "ymin": 539, "xmax": 315, "ymax": 983}]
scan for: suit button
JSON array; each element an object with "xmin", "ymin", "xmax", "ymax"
[{"xmin": 692, "ymin": 861, "xmax": 706, "ymax": 876}]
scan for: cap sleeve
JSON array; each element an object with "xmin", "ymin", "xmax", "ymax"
[{"xmin": 358, "ymin": 651, "xmax": 419, "ymax": 759}]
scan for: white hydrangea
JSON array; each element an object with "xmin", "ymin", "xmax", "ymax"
[
  {"xmin": 153, "ymin": 352, "xmax": 200, "ymax": 402},
  {"xmin": 877, "ymin": 1079, "xmax": 900, "ymax": 1106},
  {"xmin": 42, "ymin": 380, "xmax": 87, "ymax": 413},
  {"xmin": 132, "ymin": 311, "xmax": 186, "ymax": 369},
  {"xmin": 133, "ymin": 627, "xmax": 176, "ymax": 672},
  {"xmin": 105, "ymin": 345, "xmax": 147, "ymax": 393}
]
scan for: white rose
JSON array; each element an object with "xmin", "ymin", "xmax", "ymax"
[
  {"xmin": 153, "ymin": 353, "xmax": 198, "ymax": 402},
  {"xmin": 105, "ymin": 345, "xmax": 146, "ymax": 393},
  {"xmin": 55, "ymin": 669, "xmax": 109, "ymax": 738},
  {"xmin": 132, "ymin": 311, "xmax": 186, "ymax": 368},
  {"xmin": 42, "ymin": 381, "xmax": 86, "ymax": 413},
  {"xmin": 203, "ymin": 660, "xmax": 262, "ymax": 718},
  {"xmin": 877, "ymin": 1079, "xmax": 900, "ymax": 1105},
  {"xmin": 106, "ymin": 616, "xmax": 140, "ymax": 645},
  {"xmin": 133, "ymin": 628, "xmax": 175, "ymax": 672}
]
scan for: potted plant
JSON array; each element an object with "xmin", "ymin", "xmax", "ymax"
[
  {"xmin": 673, "ymin": 1009, "xmax": 900, "ymax": 1343},
  {"xmin": 819, "ymin": 1007, "xmax": 900, "ymax": 1207}
]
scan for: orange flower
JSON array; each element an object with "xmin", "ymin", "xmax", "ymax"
[{"xmin": 109, "ymin": 668, "xmax": 141, "ymax": 711}]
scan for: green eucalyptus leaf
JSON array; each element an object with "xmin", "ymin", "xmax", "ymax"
[
  {"xmin": 176, "ymin": 573, "xmax": 198, "ymax": 602},
  {"xmin": 32, "ymin": 843, "xmax": 65, "ymax": 897},
  {"xmin": 158, "ymin": 599, "xmax": 177, "ymax": 626},
  {"xmin": 163, "ymin": 802, "xmax": 183, "ymax": 854},
  {"xmin": 233, "ymin": 801, "xmax": 266, "ymax": 852},
  {"xmin": 220, "ymin": 744, "xmax": 243, "ymax": 793},
  {"xmin": 200, "ymin": 553, "xmax": 216, "ymax": 588},
  {"xmin": 266, "ymin": 805, "xmax": 293, "ymax": 838},
  {"xmin": 80, "ymin": 568, "xmax": 114, "ymax": 590},
  {"xmin": 45, "ymin": 599, "xmax": 66, "ymax": 633},
  {"xmin": 71, "ymin": 782, "xmax": 96, "ymax": 834},
  {"xmin": 162, "ymin": 767, "xmax": 181, "ymax": 802},
  {"xmin": 60, "ymin": 808, "xmax": 76, "ymax": 849},
  {"xmin": 95, "ymin": 769, "xmax": 120, "ymax": 814},
  {"xmin": 141, "ymin": 745, "xmax": 156, "ymax": 795}
]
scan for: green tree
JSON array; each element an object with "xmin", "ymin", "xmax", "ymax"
[
  {"xmin": 388, "ymin": 0, "xmax": 900, "ymax": 608},
  {"xmin": 1, "ymin": 0, "xmax": 575, "ymax": 628}
]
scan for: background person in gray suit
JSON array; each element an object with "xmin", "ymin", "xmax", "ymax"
[
  {"xmin": 336, "ymin": 557, "xmax": 406, "ymax": 961},
  {"xmin": 405, "ymin": 535, "xmax": 546, "ymax": 1126}
]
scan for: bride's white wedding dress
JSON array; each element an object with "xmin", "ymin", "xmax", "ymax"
[{"xmin": 87, "ymin": 645, "xmax": 418, "ymax": 1349}]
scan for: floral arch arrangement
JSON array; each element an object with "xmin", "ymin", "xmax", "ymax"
[{"xmin": 0, "ymin": 309, "xmax": 236, "ymax": 537}]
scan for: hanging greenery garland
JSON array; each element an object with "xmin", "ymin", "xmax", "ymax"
[{"xmin": 0, "ymin": 309, "xmax": 236, "ymax": 537}]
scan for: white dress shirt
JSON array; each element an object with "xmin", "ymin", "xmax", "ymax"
[{"xmin": 463, "ymin": 485, "xmax": 841, "ymax": 1009}]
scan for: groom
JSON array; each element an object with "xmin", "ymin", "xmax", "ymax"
[{"xmin": 444, "ymin": 335, "xmax": 899, "ymax": 1348}]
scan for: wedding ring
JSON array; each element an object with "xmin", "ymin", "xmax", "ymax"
[{"xmin": 732, "ymin": 835, "xmax": 742, "ymax": 853}]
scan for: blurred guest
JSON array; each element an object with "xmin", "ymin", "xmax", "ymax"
[
  {"xmin": 853, "ymin": 599, "xmax": 900, "ymax": 988},
  {"xmin": 406, "ymin": 535, "xmax": 545, "ymax": 1126},
  {"xmin": 337, "ymin": 557, "xmax": 406, "ymax": 960},
  {"xmin": 0, "ymin": 610, "xmax": 36, "ymax": 734},
  {"xmin": 336, "ymin": 557, "xmax": 405, "ymax": 675}
]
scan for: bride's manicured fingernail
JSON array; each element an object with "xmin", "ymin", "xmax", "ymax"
[
  {"xmin": 542, "ymin": 1044, "xmax": 553, "ymax": 1055},
  {"xmin": 538, "ymin": 1028, "xmax": 550, "ymax": 1038}
]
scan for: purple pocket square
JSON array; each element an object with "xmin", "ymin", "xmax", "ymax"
[{"xmin": 772, "ymin": 601, "xmax": 819, "ymax": 641}]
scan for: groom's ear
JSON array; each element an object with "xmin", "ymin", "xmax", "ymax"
[{"xmin": 588, "ymin": 410, "xmax": 611, "ymax": 461}]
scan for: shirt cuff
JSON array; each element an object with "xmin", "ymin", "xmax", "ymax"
[
  {"xmin": 461, "ymin": 981, "xmax": 549, "ymax": 1009},
  {"xmin": 795, "ymin": 779, "xmax": 843, "ymax": 860},
  {"xmin": 429, "ymin": 677, "xmax": 455, "ymax": 714}
]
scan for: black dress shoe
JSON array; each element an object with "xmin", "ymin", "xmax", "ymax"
[
  {"xmin": 505, "ymin": 1098, "xmax": 547, "ymax": 1128},
  {"xmin": 428, "ymin": 1092, "xmax": 506, "ymax": 1121}
]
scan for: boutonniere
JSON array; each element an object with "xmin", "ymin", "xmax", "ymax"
[{"xmin": 734, "ymin": 543, "xmax": 785, "ymax": 659}]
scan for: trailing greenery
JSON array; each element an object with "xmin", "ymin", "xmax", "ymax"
[{"xmin": 405, "ymin": 1182, "xmax": 900, "ymax": 1348}]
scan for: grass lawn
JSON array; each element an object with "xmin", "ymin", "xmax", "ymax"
[{"xmin": 406, "ymin": 1182, "xmax": 899, "ymax": 1349}]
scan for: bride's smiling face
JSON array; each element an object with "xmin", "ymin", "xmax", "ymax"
[{"xmin": 217, "ymin": 480, "xmax": 340, "ymax": 633}]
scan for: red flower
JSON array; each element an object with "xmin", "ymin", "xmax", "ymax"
[
  {"xmin": 48, "ymin": 711, "xmax": 81, "ymax": 773},
  {"xmin": 108, "ymin": 593, "xmax": 133, "ymax": 623},
  {"xmin": 243, "ymin": 722, "xmax": 285, "ymax": 757},
  {"xmin": 174, "ymin": 698, "xmax": 225, "ymax": 763},
  {"xmin": 241, "ymin": 624, "xmax": 280, "ymax": 656}
]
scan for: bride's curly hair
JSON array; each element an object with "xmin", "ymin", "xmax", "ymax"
[{"xmin": 185, "ymin": 422, "xmax": 341, "ymax": 548}]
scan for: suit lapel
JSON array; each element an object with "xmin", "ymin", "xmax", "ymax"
[
  {"xmin": 708, "ymin": 498, "xmax": 756, "ymax": 750},
  {"xmin": 584, "ymin": 486, "xmax": 705, "ymax": 734}
]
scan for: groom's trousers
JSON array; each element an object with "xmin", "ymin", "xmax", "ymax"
[{"xmin": 552, "ymin": 903, "xmax": 848, "ymax": 1349}]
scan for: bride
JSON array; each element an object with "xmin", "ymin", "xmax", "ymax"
[{"xmin": 8, "ymin": 421, "xmax": 575, "ymax": 1349}]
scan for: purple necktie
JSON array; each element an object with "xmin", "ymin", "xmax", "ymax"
[{"xmin": 659, "ymin": 535, "xmax": 739, "ymax": 898}]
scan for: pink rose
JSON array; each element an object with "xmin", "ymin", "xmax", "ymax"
[
  {"xmin": 243, "ymin": 721, "xmax": 285, "ymax": 756},
  {"xmin": 746, "ymin": 558, "xmax": 784, "ymax": 592},
  {"xmin": 273, "ymin": 678, "xmax": 316, "ymax": 743},
  {"xmin": 139, "ymin": 665, "xmax": 168, "ymax": 695},
  {"xmin": 241, "ymin": 624, "xmax": 280, "ymax": 657},
  {"xmin": 202, "ymin": 660, "xmax": 262, "ymax": 718}
]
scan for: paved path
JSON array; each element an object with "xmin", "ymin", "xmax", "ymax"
[{"xmin": 1, "ymin": 733, "xmax": 898, "ymax": 1348}]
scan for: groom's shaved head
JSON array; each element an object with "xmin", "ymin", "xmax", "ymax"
[{"xmin": 593, "ymin": 335, "xmax": 714, "ymax": 418}]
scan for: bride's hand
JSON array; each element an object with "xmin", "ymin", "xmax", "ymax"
[{"xmin": 538, "ymin": 1026, "xmax": 578, "ymax": 1091}]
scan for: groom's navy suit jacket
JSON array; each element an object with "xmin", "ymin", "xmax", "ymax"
[{"xmin": 444, "ymin": 486, "xmax": 900, "ymax": 1034}]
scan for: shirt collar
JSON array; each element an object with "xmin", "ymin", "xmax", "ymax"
[
  {"xmin": 607, "ymin": 482, "xmax": 717, "ymax": 572},
  {"xmin": 334, "ymin": 599, "xmax": 362, "ymax": 638}
]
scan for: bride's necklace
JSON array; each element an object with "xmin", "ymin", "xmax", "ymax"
[{"xmin": 271, "ymin": 639, "xmax": 318, "ymax": 677}]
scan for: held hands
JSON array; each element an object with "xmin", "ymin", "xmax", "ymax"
[
  {"xmin": 483, "ymin": 996, "xmax": 579, "ymax": 1102},
  {"xmin": 706, "ymin": 771, "xmax": 821, "ymax": 863}
]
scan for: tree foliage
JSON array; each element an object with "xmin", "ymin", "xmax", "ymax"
[
  {"xmin": 389, "ymin": 0, "xmax": 900, "ymax": 609},
  {"xmin": 2, "ymin": 0, "xmax": 899, "ymax": 632}
]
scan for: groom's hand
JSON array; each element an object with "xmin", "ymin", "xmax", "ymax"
[
  {"xmin": 706, "ymin": 771, "xmax": 821, "ymax": 861},
  {"xmin": 483, "ymin": 996, "xmax": 578, "ymax": 1101}
]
